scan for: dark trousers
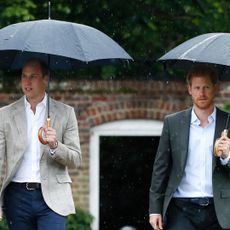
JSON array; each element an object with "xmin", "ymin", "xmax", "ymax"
[
  {"xmin": 166, "ymin": 198, "xmax": 226, "ymax": 230},
  {"xmin": 3, "ymin": 182, "xmax": 67, "ymax": 230}
]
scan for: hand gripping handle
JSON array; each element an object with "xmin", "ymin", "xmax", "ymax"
[{"xmin": 38, "ymin": 117, "xmax": 51, "ymax": 145}]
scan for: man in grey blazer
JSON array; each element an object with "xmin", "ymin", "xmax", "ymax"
[
  {"xmin": 149, "ymin": 65, "xmax": 230, "ymax": 230},
  {"xmin": 0, "ymin": 58, "xmax": 81, "ymax": 230}
]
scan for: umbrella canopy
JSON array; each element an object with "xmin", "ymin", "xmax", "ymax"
[
  {"xmin": 158, "ymin": 33, "xmax": 230, "ymax": 80},
  {"xmin": 0, "ymin": 19, "xmax": 133, "ymax": 145},
  {"xmin": 0, "ymin": 19, "xmax": 132, "ymax": 70}
]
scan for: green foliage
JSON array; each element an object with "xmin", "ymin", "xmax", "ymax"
[
  {"xmin": 67, "ymin": 209, "xmax": 93, "ymax": 230},
  {"xmin": 101, "ymin": 66, "xmax": 116, "ymax": 80},
  {"xmin": 0, "ymin": 0, "xmax": 230, "ymax": 79},
  {"xmin": 0, "ymin": 1, "xmax": 36, "ymax": 27},
  {"xmin": 223, "ymin": 103, "xmax": 230, "ymax": 112},
  {"xmin": 0, "ymin": 209, "xmax": 93, "ymax": 230},
  {"xmin": 0, "ymin": 218, "xmax": 7, "ymax": 230}
]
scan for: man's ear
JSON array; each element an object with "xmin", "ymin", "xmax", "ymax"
[
  {"xmin": 44, "ymin": 75, "xmax": 49, "ymax": 84},
  {"xmin": 43, "ymin": 75, "xmax": 49, "ymax": 89},
  {"xmin": 215, "ymin": 83, "xmax": 219, "ymax": 93}
]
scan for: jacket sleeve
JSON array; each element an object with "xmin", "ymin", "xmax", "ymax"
[
  {"xmin": 50, "ymin": 107, "xmax": 82, "ymax": 169},
  {"xmin": 149, "ymin": 116, "xmax": 172, "ymax": 214},
  {"xmin": 0, "ymin": 110, "xmax": 6, "ymax": 207}
]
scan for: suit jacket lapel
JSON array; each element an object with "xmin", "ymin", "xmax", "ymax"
[
  {"xmin": 212, "ymin": 108, "xmax": 229, "ymax": 170},
  {"xmin": 12, "ymin": 97, "xmax": 27, "ymax": 147},
  {"xmin": 49, "ymin": 99, "xmax": 57, "ymax": 126},
  {"xmin": 179, "ymin": 108, "xmax": 192, "ymax": 171},
  {"xmin": 214, "ymin": 108, "xmax": 228, "ymax": 141}
]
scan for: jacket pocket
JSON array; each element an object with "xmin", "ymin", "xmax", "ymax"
[{"xmin": 56, "ymin": 174, "xmax": 72, "ymax": 184}]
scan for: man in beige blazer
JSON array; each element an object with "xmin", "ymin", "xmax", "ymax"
[{"xmin": 0, "ymin": 58, "xmax": 81, "ymax": 230}]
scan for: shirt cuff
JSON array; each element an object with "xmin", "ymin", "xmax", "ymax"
[{"xmin": 220, "ymin": 152, "xmax": 230, "ymax": 165}]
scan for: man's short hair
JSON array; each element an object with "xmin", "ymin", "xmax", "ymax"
[
  {"xmin": 186, "ymin": 64, "xmax": 218, "ymax": 85},
  {"xmin": 24, "ymin": 58, "xmax": 49, "ymax": 77}
]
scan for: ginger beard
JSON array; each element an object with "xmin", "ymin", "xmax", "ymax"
[{"xmin": 188, "ymin": 75, "xmax": 218, "ymax": 111}]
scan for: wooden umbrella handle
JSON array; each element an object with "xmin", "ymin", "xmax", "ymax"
[
  {"xmin": 214, "ymin": 129, "xmax": 228, "ymax": 157},
  {"xmin": 38, "ymin": 117, "xmax": 51, "ymax": 145}
]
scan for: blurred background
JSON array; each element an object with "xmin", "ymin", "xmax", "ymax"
[
  {"xmin": 0, "ymin": 1, "xmax": 230, "ymax": 230},
  {"xmin": 0, "ymin": 0, "xmax": 230, "ymax": 81}
]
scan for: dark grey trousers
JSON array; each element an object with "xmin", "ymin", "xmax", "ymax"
[{"xmin": 166, "ymin": 198, "xmax": 225, "ymax": 230}]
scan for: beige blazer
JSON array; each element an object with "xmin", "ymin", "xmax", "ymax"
[{"xmin": 0, "ymin": 97, "xmax": 81, "ymax": 216}]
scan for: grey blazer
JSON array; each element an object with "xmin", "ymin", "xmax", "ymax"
[
  {"xmin": 149, "ymin": 107, "xmax": 230, "ymax": 229},
  {"xmin": 0, "ymin": 97, "xmax": 81, "ymax": 216}
]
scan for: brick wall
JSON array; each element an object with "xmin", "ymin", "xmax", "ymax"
[{"xmin": 1, "ymin": 79, "xmax": 230, "ymax": 212}]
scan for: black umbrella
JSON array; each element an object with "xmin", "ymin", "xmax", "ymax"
[
  {"xmin": 0, "ymin": 19, "xmax": 132, "ymax": 69},
  {"xmin": 0, "ymin": 19, "xmax": 133, "ymax": 144},
  {"xmin": 158, "ymin": 33, "xmax": 230, "ymax": 81}
]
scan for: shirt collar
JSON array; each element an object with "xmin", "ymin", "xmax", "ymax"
[
  {"xmin": 191, "ymin": 107, "xmax": 216, "ymax": 125},
  {"xmin": 24, "ymin": 93, "xmax": 47, "ymax": 109}
]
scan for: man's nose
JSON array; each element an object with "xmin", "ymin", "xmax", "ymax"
[
  {"xmin": 199, "ymin": 88, "xmax": 205, "ymax": 96},
  {"xmin": 23, "ymin": 77, "xmax": 32, "ymax": 83}
]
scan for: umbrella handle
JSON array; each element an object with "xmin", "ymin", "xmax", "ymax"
[
  {"xmin": 38, "ymin": 117, "xmax": 51, "ymax": 145},
  {"xmin": 214, "ymin": 129, "xmax": 228, "ymax": 157}
]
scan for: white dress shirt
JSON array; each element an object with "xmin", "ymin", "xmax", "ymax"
[
  {"xmin": 173, "ymin": 107, "xmax": 216, "ymax": 198},
  {"xmin": 12, "ymin": 94, "xmax": 47, "ymax": 183}
]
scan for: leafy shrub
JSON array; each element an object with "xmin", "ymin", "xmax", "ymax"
[
  {"xmin": 67, "ymin": 209, "xmax": 94, "ymax": 230},
  {"xmin": 0, "ymin": 219, "xmax": 7, "ymax": 230},
  {"xmin": 0, "ymin": 209, "xmax": 93, "ymax": 230},
  {"xmin": 223, "ymin": 103, "xmax": 230, "ymax": 112}
]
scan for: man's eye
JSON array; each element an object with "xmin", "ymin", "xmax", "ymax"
[{"xmin": 31, "ymin": 75, "xmax": 39, "ymax": 79}]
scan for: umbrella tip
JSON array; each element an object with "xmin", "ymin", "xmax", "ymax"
[{"xmin": 48, "ymin": 1, "xmax": 51, "ymax": 19}]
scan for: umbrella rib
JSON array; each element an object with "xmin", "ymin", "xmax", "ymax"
[
  {"xmin": 70, "ymin": 23, "xmax": 88, "ymax": 63},
  {"xmin": 179, "ymin": 33, "xmax": 224, "ymax": 60},
  {"xmin": 10, "ymin": 22, "xmax": 37, "ymax": 69},
  {"xmin": 0, "ymin": 19, "xmax": 132, "ymax": 70}
]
